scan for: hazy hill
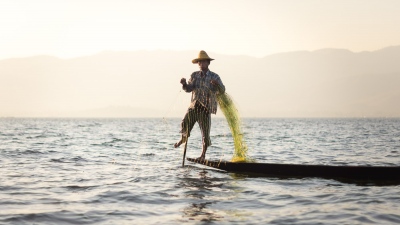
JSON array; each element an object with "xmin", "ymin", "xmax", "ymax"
[{"xmin": 1, "ymin": 46, "xmax": 399, "ymax": 117}]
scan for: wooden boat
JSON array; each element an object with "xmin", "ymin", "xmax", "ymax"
[{"xmin": 187, "ymin": 157, "xmax": 400, "ymax": 181}]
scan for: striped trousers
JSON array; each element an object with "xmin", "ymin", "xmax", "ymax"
[{"xmin": 180, "ymin": 101, "xmax": 212, "ymax": 148}]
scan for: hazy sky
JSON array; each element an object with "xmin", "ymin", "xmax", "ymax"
[{"xmin": 1, "ymin": 0, "xmax": 400, "ymax": 60}]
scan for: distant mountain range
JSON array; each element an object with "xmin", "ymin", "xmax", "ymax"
[{"xmin": 1, "ymin": 46, "xmax": 399, "ymax": 117}]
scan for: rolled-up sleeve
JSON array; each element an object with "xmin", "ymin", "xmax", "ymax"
[{"xmin": 217, "ymin": 77, "xmax": 225, "ymax": 94}]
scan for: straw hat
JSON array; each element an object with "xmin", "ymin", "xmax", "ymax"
[{"xmin": 192, "ymin": 50, "xmax": 214, "ymax": 64}]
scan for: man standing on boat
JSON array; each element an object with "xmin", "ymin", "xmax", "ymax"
[{"xmin": 174, "ymin": 50, "xmax": 225, "ymax": 160}]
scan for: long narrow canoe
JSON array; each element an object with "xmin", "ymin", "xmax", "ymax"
[{"xmin": 187, "ymin": 157, "xmax": 400, "ymax": 181}]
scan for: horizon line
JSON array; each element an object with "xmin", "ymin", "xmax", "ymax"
[{"xmin": 1, "ymin": 45, "xmax": 399, "ymax": 61}]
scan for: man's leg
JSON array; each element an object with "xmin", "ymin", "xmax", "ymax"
[
  {"xmin": 175, "ymin": 108, "xmax": 197, "ymax": 148},
  {"xmin": 197, "ymin": 107, "xmax": 211, "ymax": 158}
]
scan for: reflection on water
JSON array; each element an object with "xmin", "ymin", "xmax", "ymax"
[
  {"xmin": 181, "ymin": 170, "xmax": 223, "ymax": 222},
  {"xmin": 180, "ymin": 169, "xmax": 228, "ymax": 222},
  {"xmin": 183, "ymin": 202, "xmax": 223, "ymax": 222}
]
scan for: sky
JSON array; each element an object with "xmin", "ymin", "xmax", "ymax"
[{"xmin": 1, "ymin": 0, "xmax": 400, "ymax": 60}]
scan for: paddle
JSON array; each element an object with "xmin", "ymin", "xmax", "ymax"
[{"xmin": 182, "ymin": 139, "xmax": 188, "ymax": 167}]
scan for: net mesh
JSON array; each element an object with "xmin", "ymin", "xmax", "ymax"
[{"xmin": 216, "ymin": 92, "xmax": 252, "ymax": 162}]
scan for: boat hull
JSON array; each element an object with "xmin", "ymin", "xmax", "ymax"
[{"xmin": 187, "ymin": 158, "xmax": 400, "ymax": 181}]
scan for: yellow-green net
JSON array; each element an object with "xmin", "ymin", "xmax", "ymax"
[{"xmin": 217, "ymin": 92, "xmax": 252, "ymax": 162}]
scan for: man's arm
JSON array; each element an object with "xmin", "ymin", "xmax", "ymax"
[
  {"xmin": 181, "ymin": 73, "xmax": 195, "ymax": 92},
  {"xmin": 210, "ymin": 76, "xmax": 225, "ymax": 94}
]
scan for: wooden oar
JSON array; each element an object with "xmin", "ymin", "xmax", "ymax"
[{"xmin": 182, "ymin": 139, "xmax": 188, "ymax": 167}]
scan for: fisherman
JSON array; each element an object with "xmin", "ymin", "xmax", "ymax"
[{"xmin": 174, "ymin": 50, "xmax": 225, "ymax": 160}]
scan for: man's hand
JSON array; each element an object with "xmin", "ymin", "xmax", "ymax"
[
  {"xmin": 210, "ymin": 79, "xmax": 218, "ymax": 86},
  {"xmin": 180, "ymin": 78, "xmax": 186, "ymax": 85}
]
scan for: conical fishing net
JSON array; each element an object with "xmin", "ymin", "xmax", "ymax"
[{"xmin": 216, "ymin": 92, "xmax": 251, "ymax": 162}]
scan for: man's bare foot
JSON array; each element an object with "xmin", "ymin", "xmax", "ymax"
[
  {"xmin": 174, "ymin": 140, "xmax": 183, "ymax": 148},
  {"xmin": 195, "ymin": 156, "xmax": 206, "ymax": 161}
]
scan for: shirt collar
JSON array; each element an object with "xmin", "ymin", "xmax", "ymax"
[{"xmin": 200, "ymin": 70, "xmax": 210, "ymax": 77}]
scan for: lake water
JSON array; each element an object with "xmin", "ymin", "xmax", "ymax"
[{"xmin": 1, "ymin": 118, "xmax": 400, "ymax": 224}]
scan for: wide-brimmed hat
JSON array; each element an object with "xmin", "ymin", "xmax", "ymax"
[{"xmin": 192, "ymin": 50, "xmax": 214, "ymax": 64}]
